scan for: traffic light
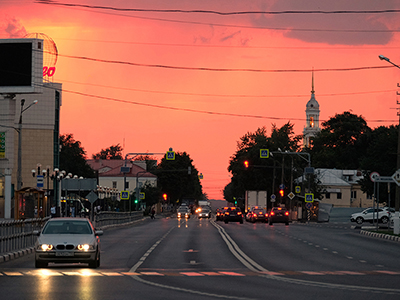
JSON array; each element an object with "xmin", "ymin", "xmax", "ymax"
[
  {"xmin": 244, "ymin": 160, "xmax": 249, "ymax": 168},
  {"xmin": 279, "ymin": 189, "xmax": 284, "ymax": 197},
  {"xmin": 163, "ymin": 193, "xmax": 167, "ymax": 201},
  {"xmin": 134, "ymin": 199, "xmax": 138, "ymax": 204}
]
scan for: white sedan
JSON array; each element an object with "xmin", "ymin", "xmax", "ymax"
[{"xmin": 34, "ymin": 218, "xmax": 103, "ymax": 268}]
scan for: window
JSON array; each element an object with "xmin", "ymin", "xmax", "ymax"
[
  {"xmin": 337, "ymin": 192, "xmax": 342, "ymax": 199},
  {"xmin": 125, "ymin": 181, "xmax": 129, "ymax": 189},
  {"xmin": 112, "ymin": 181, "xmax": 117, "ymax": 189},
  {"xmin": 325, "ymin": 193, "xmax": 330, "ymax": 199},
  {"xmin": 309, "ymin": 116, "xmax": 314, "ymax": 128}
]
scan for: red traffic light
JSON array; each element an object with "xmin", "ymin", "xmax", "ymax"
[
  {"xmin": 279, "ymin": 189, "xmax": 284, "ymax": 197},
  {"xmin": 244, "ymin": 161, "xmax": 249, "ymax": 168},
  {"xmin": 163, "ymin": 193, "xmax": 167, "ymax": 201}
]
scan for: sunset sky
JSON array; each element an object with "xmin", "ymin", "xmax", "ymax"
[{"xmin": 2, "ymin": 0, "xmax": 400, "ymax": 200}]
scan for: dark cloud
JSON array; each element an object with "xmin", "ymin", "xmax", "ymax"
[
  {"xmin": 4, "ymin": 17, "xmax": 27, "ymax": 38},
  {"xmin": 251, "ymin": 0, "xmax": 399, "ymax": 45}
]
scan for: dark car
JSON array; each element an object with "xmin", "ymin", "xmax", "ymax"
[
  {"xmin": 198, "ymin": 207, "xmax": 211, "ymax": 219},
  {"xmin": 268, "ymin": 207, "xmax": 289, "ymax": 225},
  {"xmin": 246, "ymin": 207, "xmax": 268, "ymax": 223},
  {"xmin": 224, "ymin": 207, "xmax": 243, "ymax": 224}
]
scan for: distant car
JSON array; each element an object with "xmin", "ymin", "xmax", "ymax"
[
  {"xmin": 223, "ymin": 207, "xmax": 243, "ymax": 224},
  {"xmin": 177, "ymin": 206, "xmax": 191, "ymax": 219},
  {"xmin": 246, "ymin": 207, "xmax": 268, "ymax": 223},
  {"xmin": 198, "ymin": 207, "xmax": 211, "ymax": 219},
  {"xmin": 350, "ymin": 207, "xmax": 393, "ymax": 225},
  {"xmin": 216, "ymin": 207, "xmax": 228, "ymax": 221},
  {"xmin": 268, "ymin": 207, "xmax": 289, "ymax": 225},
  {"xmin": 34, "ymin": 218, "xmax": 102, "ymax": 268}
]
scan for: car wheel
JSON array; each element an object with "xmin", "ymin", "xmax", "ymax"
[
  {"xmin": 89, "ymin": 251, "xmax": 100, "ymax": 268},
  {"xmin": 356, "ymin": 217, "xmax": 364, "ymax": 224},
  {"xmin": 35, "ymin": 260, "xmax": 47, "ymax": 268},
  {"xmin": 285, "ymin": 222, "xmax": 289, "ymax": 226},
  {"xmin": 381, "ymin": 216, "xmax": 389, "ymax": 224},
  {"xmin": 269, "ymin": 221, "xmax": 273, "ymax": 226},
  {"xmin": 224, "ymin": 220, "xmax": 228, "ymax": 224},
  {"xmin": 240, "ymin": 220, "xmax": 243, "ymax": 224}
]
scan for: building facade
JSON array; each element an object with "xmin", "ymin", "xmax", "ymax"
[{"xmin": 0, "ymin": 82, "xmax": 62, "ymax": 218}]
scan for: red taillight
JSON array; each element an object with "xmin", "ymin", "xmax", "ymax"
[
  {"xmin": 265, "ymin": 214, "xmax": 268, "ymax": 217},
  {"xmin": 285, "ymin": 211, "xmax": 289, "ymax": 216},
  {"xmin": 270, "ymin": 212, "xmax": 275, "ymax": 216},
  {"xmin": 238, "ymin": 212, "xmax": 242, "ymax": 215}
]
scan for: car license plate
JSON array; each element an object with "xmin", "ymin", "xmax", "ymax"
[{"xmin": 56, "ymin": 252, "xmax": 74, "ymax": 257}]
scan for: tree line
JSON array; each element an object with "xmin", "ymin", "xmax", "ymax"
[{"xmin": 224, "ymin": 111, "xmax": 398, "ymax": 206}]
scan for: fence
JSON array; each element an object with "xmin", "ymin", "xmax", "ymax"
[
  {"xmin": 0, "ymin": 218, "xmax": 49, "ymax": 255},
  {"xmin": 94, "ymin": 211, "xmax": 144, "ymax": 228}
]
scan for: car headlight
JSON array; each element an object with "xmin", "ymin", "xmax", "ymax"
[
  {"xmin": 77, "ymin": 244, "xmax": 92, "ymax": 251},
  {"xmin": 39, "ymin": 244, "xmax": 53, "ymax": 251}
]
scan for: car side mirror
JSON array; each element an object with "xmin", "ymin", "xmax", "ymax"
[
  {"xmin": 33, "ymin": 230, "xmax": 40, "ymax": 236},
  {"xmin": 95, "ymin": 230, "xmax": 103, "ymax": 236}
]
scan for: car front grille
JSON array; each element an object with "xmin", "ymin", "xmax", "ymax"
[{"xmin": 56, "ymin": 244, "xmax": 75, "ymax": 250}]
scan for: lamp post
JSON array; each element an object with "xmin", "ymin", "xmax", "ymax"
[
  {"xmin": 378, "ymin": 55, "xmax": 400, "ymax": 234},
  {"xmin": 17, "ymin": 99, "xmax": 38, "ymax": 190}
]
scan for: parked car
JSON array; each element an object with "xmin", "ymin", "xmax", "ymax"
[
  {"xmin": 34, "ymin": 218, "xmax": 102, "ymax": 268},
  {"xmin": 246, "ymin": 207, "xmax": 268, "ymax": 223},
  {"xmin": 268, "ymin": 207, "xmax": 289, "ymax": 225},
  {"xmin": 350, "ymin": 207, "xmax": 393, "ymax": 225},
  {"xmin": 198, "ymin": 207, "xmax": 211, "ymax": 219},
  {"xmin": 223, "ymin": 207, "xmax": 243, "ymax": 224}
]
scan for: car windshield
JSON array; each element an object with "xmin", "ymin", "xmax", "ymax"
[
  {"xmin": 42, "ymin": 220, "xmax": 93, "ymax": 235},
  {"xmin": 253, "ymin": 209, "xmax": 264, "ymax": 214},
  {"xmin": 178, "ymin": 208, "xmax": 188, "ymax": 212}
]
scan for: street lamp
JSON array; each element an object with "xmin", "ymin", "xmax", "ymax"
[
  {"xmin": 378, "ymin": 54, "xmax": 400, "ymax": 235},
  {"xmin": 17, "ymin": 99, "xmax": 38, "ymax": 190}
]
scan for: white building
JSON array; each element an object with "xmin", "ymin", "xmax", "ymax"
[{"xmin": 87, "ymin": 159, "xmax": 157, "ymax": 198}]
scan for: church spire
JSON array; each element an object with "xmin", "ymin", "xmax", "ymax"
[{"xmin": 311, "ymin": 68, "xmax": 315, "ymax": 94}]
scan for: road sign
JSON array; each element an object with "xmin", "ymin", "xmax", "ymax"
[
  {"xmin": 279, "ymin": 184, "xmax": 285, "ymax": 190},
  {"xmin": 199, "ymin": 173, "xmax": 204, "ymax": 180},
  {"xmin": 305, "ymin": 193, "xmax": 314, "ymax": 203},
  {"xmin": 121, "ymin": 166, "xmax": 130, "ymax": 173},
  {"xmin": 36, "ymin": 175, "xmax": 44, "ymax": 188},
  {"xmin": 370, "ymin": 171, "xmax": 380, "ymax": 182},
  {"xmin": 304, "ymin": 167, "xmax": 315, "ymax": 174},
  {"xmin": 295, "ymin": 186, "xmax": 301, "ymax": 193},
  {"xmin": 166, "ymin": 151, "xmax": 175, "ymax": 160},
  {"xmin": 260, "ymin": 149, "xmax": 269, "ymax": 158},
  {"xmin": 374, "ymin": 176, "xmax": 394, "ymax": 183},
  {"xmin": 86, "ymin": 191, "xmax": 98, "ymax": 204},
  {"xmin": 392, "ymin": 169, "xmax": 400, "ymax": 186},
  {"xmin": 120, "ymin": 190, "xmax": 129, "ymax": 200},
  {"xmin": 140, "ymin": 192, "xmax": 145, "ymax": 200},
  {"xmin": 270, "ymin": 194, "xmax": 276, "ymax": 202},
  {"xmin": 305, "ymin": 202, "xmax": 313, "ymax": 209},
  {"xmin": 288, "ymin": 192, "xmax": 295, "ymax": 200}
]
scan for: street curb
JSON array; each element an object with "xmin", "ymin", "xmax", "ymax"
[
  {"xmin": 0, "ymin": 247, "xmax": 34, "ymax": 264},
  {"xmin": 360, "ymin": 230, "xmax": 400, "ymax": 242}
]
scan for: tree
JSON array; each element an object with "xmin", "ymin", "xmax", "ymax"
[
  {"xmin": 60, "ymin": 134, "xmax": 95, "ymax": 178},
  {"xmin": 92, "ymin": 144, "xmax": 123, "ymax": 160},
  {"xmin": 156, "ymin": 151, "xmax": 203, "ymax": 204},
  {"xmin": 309, "ymin": 111, "xmax": 371, "ymax": 169},
  {"xmin": 225, "ymin": 123, "xmax": 305, "ymax": 205}
]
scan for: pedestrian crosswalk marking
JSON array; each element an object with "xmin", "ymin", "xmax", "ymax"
[{"xmin": 1, "ymin": 270, "xmax": 399, "ymax": 277}]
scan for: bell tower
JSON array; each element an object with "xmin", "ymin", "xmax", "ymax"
[{"xmin": 303, "ymin": 71, "xmax": 320, "ymax": 147}]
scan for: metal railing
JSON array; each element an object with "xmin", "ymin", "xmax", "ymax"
[
  {"xmin": 0, "ymin": 218, "xmax": 49, "ymax": 255},
  {"xmin": 94, "ymin": 211, "xmax": 144, "ymax": 228}
]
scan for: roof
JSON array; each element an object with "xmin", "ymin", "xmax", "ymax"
[
  {"xmin": 296, "ymin": 168, "xmax": 363, "ymax": 187},
  {"xmin": 87, "ymin": 159, "xmax": 156, "ymax": 178}
]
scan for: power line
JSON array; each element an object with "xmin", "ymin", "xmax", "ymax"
[
  {"xmin": 39, "ymin": 84, "xmax": 397, "ymax": 124},
  {"xmin": 35, "ymin": 1, "xmax": 400, "ymax": 16},
  {"xmin": 61, "ymin": 78, "xmax": 397, "ymax": 98},
  {"xmin": 54, "ymin": 51, "xmax": 394, "ymax": 73},
  {"xmin": 34, "ymin": 1, "xmax": 400, "ymax": 33}
]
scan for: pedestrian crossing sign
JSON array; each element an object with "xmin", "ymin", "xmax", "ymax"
[
  {"xmin": 260, "ymin": 149, "xmax": 269, "ymax": 158},
  {"xmin": 305, "ymin": 193, "xmax": 314, "ymax": 203}
]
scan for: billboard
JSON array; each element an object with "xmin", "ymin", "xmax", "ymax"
[{"xmin": 0, "ymin": 38, "xmax": 43, "ymax": 94}]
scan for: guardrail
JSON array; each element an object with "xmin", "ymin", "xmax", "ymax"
[
  {"xmin": 0, "ymin": 218, "xmax": 49, "ymax": 255},
  {"xmin": 94, "ymin": 211, "xmax": 144, "ymax": 228}
]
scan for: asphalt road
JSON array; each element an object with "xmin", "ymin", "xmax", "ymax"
[{"xmin": 1, "ymin": 215, "xmax": 399, "ymax": 300}]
